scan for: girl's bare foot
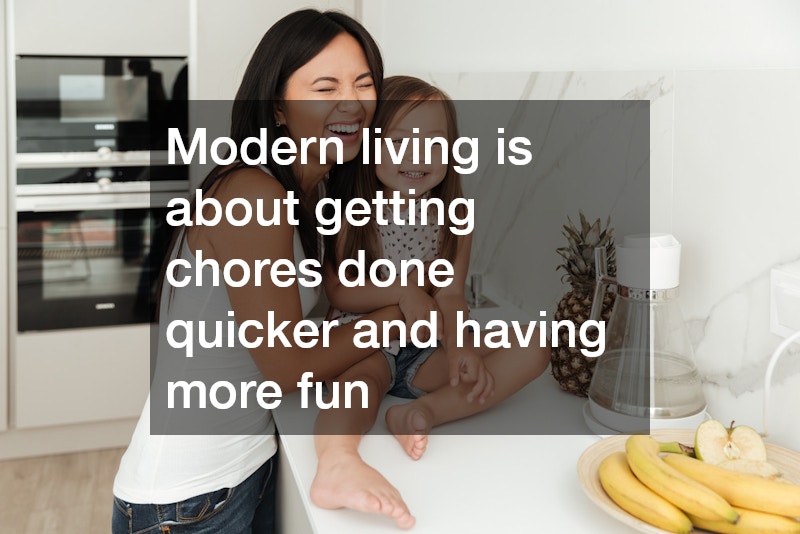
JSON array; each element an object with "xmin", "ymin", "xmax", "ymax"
[
  {"xmin": 311, "ymin": 450, "xmax": 415, "ymax": 529},
  {"xmin": 386, "ymin": 403, "xmax": 432, "ymax": 460}
]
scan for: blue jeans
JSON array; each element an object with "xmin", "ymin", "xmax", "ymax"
[
  {"xmin": 383, "ymin": 343, "xmax": 438, "ymax": 399},
  {"xmin": 112, "ymin": 455, "xmax": 276, "ymax": 534}
]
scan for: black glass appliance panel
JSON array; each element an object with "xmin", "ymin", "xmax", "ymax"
[
  {"xmin": 17, "ymin": 205, "xmax": 172, "ymax": 331},
  {"xmin": 16, "ymin": 56, "xmax": 188, "ymax": 153}
]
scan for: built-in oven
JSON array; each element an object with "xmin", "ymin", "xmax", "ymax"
[
  {"xmin": 15, "ymin": 55, "xmax": 188, "ymax": 192},
  {"xmin": 16, "ymin": 55, "xmax": 187, "ymax": 152},
  {"xmin": 14, "ymin": 54, "xmax": 189, "ymax": 331},
  {"xmin": 16, "ymin": 189, "xmax": 177, "ymax": 332}
]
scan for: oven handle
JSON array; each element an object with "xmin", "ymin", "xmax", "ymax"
[
  {"xmin": 15, "ymin": 150, "xmax": 172, "ymax": 169},
  {"xmin": 15, "ymin": 191, "xmax": 182, "ymax": 213}
]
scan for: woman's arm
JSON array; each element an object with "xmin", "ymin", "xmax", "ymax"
[{"xmin": 186, "ymin": 168, "xmax": 402, "ymax": 391}]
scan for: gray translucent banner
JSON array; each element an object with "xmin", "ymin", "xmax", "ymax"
[{"xmin": 149, "ymin": 99, "xmax": 651, "ymax": 436}]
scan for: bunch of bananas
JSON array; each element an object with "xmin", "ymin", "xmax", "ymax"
[{"xmin": 597, "ymin": 435, "xmax": 800, "ymax": 533}]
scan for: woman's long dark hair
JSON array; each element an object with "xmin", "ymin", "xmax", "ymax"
[
  {"xmin": 221, "ymin": 9, "xmax": 382, "ymax": 259},
  {"xmin": 154, "ymin": 9, "xmax": 383, "ymax": 314}
]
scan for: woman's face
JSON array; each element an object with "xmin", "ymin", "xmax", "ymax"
[
  {"xmin": 277, "ymin": 32, "xmax": 377, "ymax": 167},
  {"xmin": 376, "ymin": 100, "xmax": 449, "ymax": 200}
]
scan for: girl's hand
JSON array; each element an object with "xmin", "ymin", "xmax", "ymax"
[
  {"xmin": 447, "ymin": 348, "xmax": 495, "ymax": 404},
  {"xmin": 398, "ymin": 288, "xmax": 443, "ymax": 342}
]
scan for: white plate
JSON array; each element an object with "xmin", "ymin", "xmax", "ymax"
[{"xmin": 576, "ymin": 429, "xmax": 800, "ymax": 533}]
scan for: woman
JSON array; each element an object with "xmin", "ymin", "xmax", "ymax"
[{"xmin": 112, "ymin": 10, "xmax": 414, "ymax": 532}]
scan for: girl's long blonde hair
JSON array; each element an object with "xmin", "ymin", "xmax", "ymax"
[{"xmin": 327, "ymin": 75, "xmax": 466, "ymax": 275}]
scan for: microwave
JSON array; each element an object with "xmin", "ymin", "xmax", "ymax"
[{"xmin": 15, "ymin": 55, "xmax": 189, "ymax": 178}]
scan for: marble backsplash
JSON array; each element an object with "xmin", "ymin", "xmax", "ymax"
[{"xmin": 415, "ymin": 69, "xmax": 800, "ymax": 449}]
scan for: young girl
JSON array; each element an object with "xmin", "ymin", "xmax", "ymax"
[{"xmin": 310, "ymin": 76, "xmax": 550, "ymax": 526}]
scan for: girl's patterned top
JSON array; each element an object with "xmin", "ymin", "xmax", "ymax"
[{"xmin": 328, "ymin": 201, "xmax": 441, "ymax": 355}]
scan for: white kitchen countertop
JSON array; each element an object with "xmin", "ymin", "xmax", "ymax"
[
  {"xmin": 273, "ymin": 291, "xmax": 642, "ymax": 533},
  {"xmin": 275, "ymin": 383, "xmax": 641, "ymax": 534}
]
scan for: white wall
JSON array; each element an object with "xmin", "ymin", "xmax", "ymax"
[
  {"xmin": 191, "ymin": 0, "xmax": 357, "ymax": 100},
  {"xmin": 359, "ymin": 0, "xmax": 800, "ymax": 446},
  {"xmin": 362, "ymin": 0, "xmax": 800, "ymax": 72}
]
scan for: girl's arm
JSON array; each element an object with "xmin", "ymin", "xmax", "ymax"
[
  {"xmin": 187, "ymin": 169, "xmax": 403, "ymax": 391},
  {"xmin": 324, "ymin": 258, "xmax": 430, "ymax": 314},
  {"xmin": 433, "ymin": 231, "xmax": 494, "ymax": 402},
  {"xmin": 324, "ymin": 227, "xmax": 442, "ymax": 339}
]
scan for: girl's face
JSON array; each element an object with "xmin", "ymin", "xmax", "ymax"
[
  {"xmin": 376, "ymin": 100, "xmax": 448, "ymax": 200},
  {"xmin": 277, "ymin": 33, "xmax": 377, "ymax": 166}
]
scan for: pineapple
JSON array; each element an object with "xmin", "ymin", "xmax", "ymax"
[{"xmin": 551, "ymin": 212, "xmax": 616, "ymax": 396}]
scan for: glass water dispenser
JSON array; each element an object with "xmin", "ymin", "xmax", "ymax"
[{"xmin": 584, "ymin": 234, "xmax": 708, "ymax": 434}]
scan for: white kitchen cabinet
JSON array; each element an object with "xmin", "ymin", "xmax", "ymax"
[
  {"xmin": 1, "ymin": 0, "xmax": 8, "ymax": 433},
  {"xmin": 7, "ymin": 0, "xmax": 184, "ymax": 434},
  {"xmin": 1, "ymin": 0, "xmax": 7, "ymax": 225},
  {"xmin": 277, "ymin": 442, "xmax": 314, "ymax": 534},
  {"xmin": 0, "ymin": 2, "xmax": 6, "ymax": 230},
  {"xmin": 13, "ymin": 324, "xmax": 151, "ymax": 428},
  {"xmin": 0, "ymin": 232, "xmax": 7, "ymax": 433},
  {"xmin": 14, "ymin": 0, "xmax": 189, "ymax": 57},
  {"xmin": 2, "ymin": 0, "xmax": 358, "ymax": 447}
]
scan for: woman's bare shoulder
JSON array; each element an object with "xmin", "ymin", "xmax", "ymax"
[{"xmin": 193, "ymin": 165, "xmax": 294, "ymax": 256}]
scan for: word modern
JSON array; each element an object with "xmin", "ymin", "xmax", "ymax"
[{"xmin": 168, "ymin": 127, "xmax": 344, "ymax": 166}]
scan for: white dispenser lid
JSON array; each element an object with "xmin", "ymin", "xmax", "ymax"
[{"xmin": 616, "ymin": 233, "xmax": 681, "ymax": 290}]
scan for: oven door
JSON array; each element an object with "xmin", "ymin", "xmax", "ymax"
[
  {"xmin": 16, "ymin": 191, "xmax": 177, "ymax": 332},
  {"xmin": 16, "ymin": 55, "xmax": 188, "ymax": 154}
]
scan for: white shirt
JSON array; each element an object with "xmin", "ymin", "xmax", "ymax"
[{"xmin": 114, "ymin": 228, "xmax": 320, "ymax": 504}]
